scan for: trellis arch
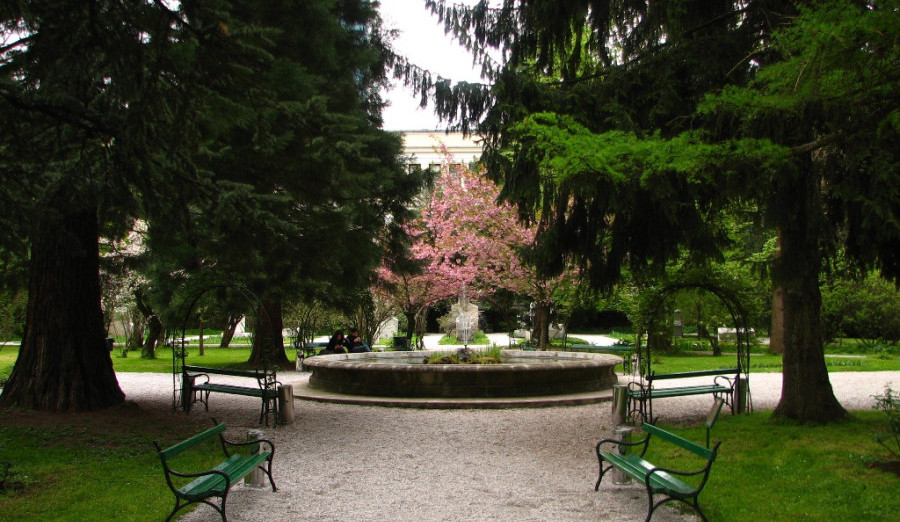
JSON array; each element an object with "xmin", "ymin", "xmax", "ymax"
[
  {"xmin": 168, "ymin": 284, "xmax": 274, "ymax": 412},
  {"xmin": 633, "ymin": 269, "xmax": 754, "ymax": 415}
]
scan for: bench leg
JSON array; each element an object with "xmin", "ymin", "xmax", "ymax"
[{"xmin": 646, "ymin": 493, "xmax": 707, "ymax": 522}]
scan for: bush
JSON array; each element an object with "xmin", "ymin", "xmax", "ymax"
[
  {"xmin": 822, "ymin": 274, "xmax": 900, "ymax": 342},
  {"xmin": 872, "ymin": 384, "xmax": 900, "ymax": 459}
]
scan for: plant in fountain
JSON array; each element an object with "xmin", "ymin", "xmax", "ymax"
[{"xmin": 424, "ymin": 345, "xmax": 504, "ymax": 365}]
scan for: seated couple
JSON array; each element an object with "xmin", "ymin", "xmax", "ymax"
[{"xmin": 322, "ymin": 328, "xmax": 371, "ymax": 354}]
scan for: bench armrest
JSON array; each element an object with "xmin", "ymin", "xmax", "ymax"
[
  {"xmin": 160, "ymin": 465, "xmax": 231, "ymax": 495},
  {"xmin": 644, "ymin": 463, "xmax": 711, "ymax": 493},
  {"xmin": 221, "ymin": 436, "xmax": 276, "ymax": 460},
  {"xmin": 596, "ymin": 433, "xmax": 650, "ymax": 457},
  {"xmin": 185, "ymin": 371, "xmax": 210, "ymax": 385},
  {"xmin": 714, "ymin": 374, "xmax": 735, "ymax": 389}
]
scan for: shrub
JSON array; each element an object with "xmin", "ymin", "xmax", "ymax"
[{"xmin": 872, "ymin": 384, "xmax": 900, "ymax": 459}]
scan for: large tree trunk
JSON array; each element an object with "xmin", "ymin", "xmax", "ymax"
[
  {"xmin": 248, "ymin": 300, "xmax": 290, "ymax": 368},
  {"xmin": 772, "ymin": 170, "xmax": 847, "ymax": 422},
  {"xmin": 0, "ymin": 210, "xmax": 125, "ymax": 411},
  {"xmin": 769, "ymin": 286, "xmax": 785, "ymax": 354}
]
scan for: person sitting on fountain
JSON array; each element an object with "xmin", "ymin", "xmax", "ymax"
[
  {"xmin": 343, "ymin": 327, "xmax": 371, "ymax": 353},
  {"xmin": 322, "ymin": 330, "xmax": 347, "ymax": 355}
]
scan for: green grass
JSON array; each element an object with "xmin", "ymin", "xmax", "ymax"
[
  {"xmin": 0, "ymin": 411, "xmax": 223, "ymax": 521},
  {"xmin": 438, "ymin": 331, "xmax": 491, "ymax": 345},
  {"xmin": 638, "ymin": 410, "xmax": 900, "ymax": 521},
  {"xmin": 2, "ymin": 407, "xmax": 898, "ymax": 520}
]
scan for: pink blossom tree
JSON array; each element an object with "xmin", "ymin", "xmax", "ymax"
[{"xmin": 376, "ymin": 144, "xmax": 580, "ymax": 349}]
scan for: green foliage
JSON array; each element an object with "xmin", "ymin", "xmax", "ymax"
[
  {"xmin": 0, "ymin": 420, "xmax": 226, "ymax": 520},
  {"xmin": 872, "ymin": 384, "xmax": 900, "ymax": 459},
  {"xmin": 0, "ymin": 290, "xmax": 25, "ymax": 342},
  {"xmin": 644, "ymin": 411, "xmax": 900, "ymax": 521},
  {"xmin": 822, "ymin": 273, "xmax": 900, "ymax": 342},
  {"xmin": 424, "ymin": 345, "xmax": 504, "ymax": 364},
  {"xmin": 438, "ymin": 331, "xmax": 491, "ymax": 345}
]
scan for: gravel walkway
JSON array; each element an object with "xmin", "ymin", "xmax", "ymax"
[{"xmin": 123, "ymin": 369, "xmax": 899, "ymax": 522}]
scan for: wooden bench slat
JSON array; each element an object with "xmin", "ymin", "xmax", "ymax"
[
  {"xmin": 598, "ymin": 452, "xmax": 696, "ymax": 496},
  {"xmin": 649, "ymin": 368, "xmax": 739, "ymax": 380},
  {"xmin": 194, "ymin": 383, "xmax": 277, "ymax": 398},
  {"xmin": 184, "ymin": 365, "xmax": 266, "ymax": 378},
  {"xmin": 643, "ymin": 385, "xmax": 730, "ymax": 398},
  {"xmin": 159, "ymin": 423, "xmax": 227, "ymax": 460},
  {"xmin": 642, "ymin": 422, "xmax": 716, "ymax": 460}
]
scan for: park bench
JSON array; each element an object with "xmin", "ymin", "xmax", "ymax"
[
  {"xmin": 294, "ymin": 341, "xmax": 329, "ymax": 370},
  {"xmin": 595, "ymin": 422, "xmax": 721, "ymax": 522},
  {"xmin": 627, "ymin": 368, "xmax": 739, "ymax": 421},
  {"xmin": 182, "ymin": 365, "xmax": 279, "ymax": 426},
  {"xmin": 153, "ymin": 421, "xmax": 277, "ymax": 522}
]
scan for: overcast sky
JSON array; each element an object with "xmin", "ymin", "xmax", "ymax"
[{"xmin": 378, "ymin": 0, "xmax": 488, "ymax": 131}]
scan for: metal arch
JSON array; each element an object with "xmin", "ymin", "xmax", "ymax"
[
  {"xmin": 634, "ymin": 281, "xmax": 753, "ymax": 416},
  {"xmin": 167, "ymin": 284, "xmax": 274, "ymax": 412}
]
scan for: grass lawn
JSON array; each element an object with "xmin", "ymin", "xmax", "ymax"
[
  {"xmin": 1, "ymin": 406, "xmax": 898, "ymax": 520},
  {"xmin": 2, "ymin": 342, "xmax": 900, "ymax": 519},
  {"xmin": 640, "ymin": 410, "xmax": 900, "ymax": 521}
]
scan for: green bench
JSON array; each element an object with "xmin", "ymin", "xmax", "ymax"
[
  {"xmin": 595, "ymin": 422, "xmax": 720, "ymax": 522},
  {"xmin": 154, "ymin": 421, "xmax": 277, "ymax": 522},
  {"xmin": 628, "ymin": 368, "xmax": 739, "ymax": 421},
  {"xmin": 183, "ymin": 365, "xmax": 279, "ymax": 426},
  {"xmin": 295, "ymin": 341, "xmax": 329, "ymax": 370}
]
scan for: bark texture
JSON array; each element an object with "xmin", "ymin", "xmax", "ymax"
[
  {"xmin": 248, "ymin": 300, "xmax": 290, "ymax": 367},
  {"xmin": 0, "ymin": 210, "xmax": 125, "ymax": 411},
  {"xmin": 772, "ymin": 170, "xmax": 847, "ymax": 422}
]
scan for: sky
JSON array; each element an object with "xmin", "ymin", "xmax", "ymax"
[{"xmin": 377, "ymin": 1, "xmax": 489, "ymax": 131}]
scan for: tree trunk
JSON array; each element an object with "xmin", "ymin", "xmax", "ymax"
[
  {"xmin": 0, "ymin": 210, "xmax": 125, "ymax": 411},
  {"xmin": 772, "ymin": 170, "xmax": 847, "ymax": 422},
  {"xmin": 135, "ymin": 289, "xmax": 162, "ymax": 359},
  {"xmin": 769, "ymin": 232, "xmax": 785, "ymax": 354},
  {"xmin": 248, "ymin": 300, "xmax": 290, "ymax": 367},
  {"xmin": 531, "ymin": 301, "xmax": 551, "ymax": 350},
  {"xmin": 219, "ymin": 314, "xmax": 243, "ymax": 347},
  {"xmin": 770, "ymin": 286, "xmax": 785, "ymax": 354}
]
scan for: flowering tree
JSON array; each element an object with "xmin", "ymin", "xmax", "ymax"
[{"xmin": 377, "ymin": 144, "xmax": 580, "ymax": 348}]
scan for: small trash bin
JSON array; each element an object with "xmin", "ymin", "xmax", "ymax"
[
  {"xmin": 245, "ymin": 430, "xmax": 266, "ymax": 488},
  {"xmin": 105, "ymin": 337, "xmax": 114, "ymax": 352},
  {"xmin": 611, "ymin": 384, "xmax": 628, "ymax": 425},
  {"xmin": 612, "ymin": 426, "xmax": 633, "ymax": 485},
  {"xmin": 278, "ymin": 385, "xmax": 295, "ymax": 425},
  {"xmin": 737, "ymin": 376, "xmax": 749, "ymax": 413},
  {"xmin": 393, "ymin": 336, "xmax": 409, "ymax": 351}
]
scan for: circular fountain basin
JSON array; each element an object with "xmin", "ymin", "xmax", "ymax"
[{"xmin": 304, "ymin": 350, "xmax": 621, "ymax": 399}]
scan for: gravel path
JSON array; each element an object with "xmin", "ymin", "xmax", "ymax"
[{"xmin": 123, "ymin": 369, "xmax": 899, "ymax": 522}]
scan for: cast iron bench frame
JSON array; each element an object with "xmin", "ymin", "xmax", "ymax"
[
  {"xmin": 595, "ymin": 422, "xmax": 720, "ymax": 522},
  {"xmin": 183, "ymin": 365, "xmax": 279, "ymax": 426},
  {"xmin": 627, "ymin": 368, "xmax": 739, "ymax": 422},
  {"xmin": 153, "ymin": 421, "xmax": 277, "ymax": 522}
]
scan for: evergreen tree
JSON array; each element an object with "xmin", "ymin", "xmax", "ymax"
[
  {"xmin": 417, "ymin": 0, "xmax": 899, "ymax": 421},
  {"xmin": 0, "ymin": 0, "xmax": 261, "ymax": 410},
  {"xmin": 0, "ymin": 0, "xmax": 423, "ymax": 409}
]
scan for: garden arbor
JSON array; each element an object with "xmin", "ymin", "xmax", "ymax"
[
  {"xmin": 632, "ymin": 278, "xmax": 753, "ymax": 420},
  {"xmin": 168, "ymin": 285, "xmax": 277, "ymax": 413}
]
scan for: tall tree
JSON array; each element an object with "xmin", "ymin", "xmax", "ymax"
[
  {"xmin": 0, "ymin": 0, "xmax": 286, "ymax": 410},
  {"xmin": 162, "ymin": 0, "xmax": 426, "ymax": 367},
  {"xmin": 417, "ymin": 0, "xmax": 899, "ymax": 421}
]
